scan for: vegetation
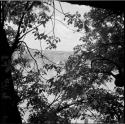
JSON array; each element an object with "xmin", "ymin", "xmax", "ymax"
[
  {"xmin": 0, "ymin": 1, "xmax": 124, "ymax": 124},
  {"xmin": 0, "ymin": 1, "xmax": 60, "ymax": 123}
]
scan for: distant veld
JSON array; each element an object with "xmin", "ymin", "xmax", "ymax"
[{"xmin": 22, "ymin": 47, "xmax": 73, "ymax": 65}]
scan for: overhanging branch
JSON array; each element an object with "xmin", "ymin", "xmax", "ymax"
[
  {"xmin": 11, "ymin": 1, "xmax": 33, "ymax": 53},
  {"xmin": 91, "ymin": 56, "xmax": 121, "ymax": 75}
]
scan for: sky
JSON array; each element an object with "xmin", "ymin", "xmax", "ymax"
[
  {"xmin": 24, "ymin": 1, "xmax": 91, "ymax": 51},
  {"xmin": 22, "ymin": 2, "xmax": 116, "ymax": 123},
  {"xmin": 23, "ymin": 2, "xmax": 92, "ymax": 123}
]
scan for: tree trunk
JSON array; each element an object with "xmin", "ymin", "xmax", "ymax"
[{"xmin": 0, "ymin": 24, "xmax": 22, "ymax": 124}]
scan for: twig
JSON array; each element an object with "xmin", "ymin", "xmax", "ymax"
[
  {"xmin": 20, "ymin": 41, "xmax": 48, "ymax": 81},
  {"xmin": 19, "ymin": 23, "xmax": 44, "ymax": 40}
]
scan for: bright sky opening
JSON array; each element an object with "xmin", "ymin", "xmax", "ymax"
[{"xmin": 24, "ymin": 1, "xmax": 91, "ymax": 51}]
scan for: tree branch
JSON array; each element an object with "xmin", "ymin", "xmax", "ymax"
[
  {"xmin": 20, "ymin": 41, "xmax": 48, "ymax": 81},
  {"xmin": 55, "ymin": 98, "xmax": 86, "ymax": 113},
  {"xmin": 47, "ymin": 93, "xmax": 62, "ymax": 110},
  {"xmin": 85, "ymin": 108, "xmax": 97, "ymax": 119},
  {"xmin": 91, "ymin": 56, "xmax": 121, "ymax": 75},
  {"xmin": 11, "ymin": 1, "xmax": 33, "ymax": 53},
  {"xmin": 19, "ymin": 23, "xmax": 43, "ymax": 40}
]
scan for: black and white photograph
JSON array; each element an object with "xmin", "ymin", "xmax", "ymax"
[{"xmin": 0, "ymin": 0, "xmax": 124, "ymax": 124}]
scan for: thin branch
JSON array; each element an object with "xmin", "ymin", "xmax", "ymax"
[
  {"xmin": 20, "ymin": 41, "xmax": 48, "ymax": 81},
  {"xmin": 47, "ymin": 93, "xmax": 62, "ymax": 109},
  {"xmin": 11, "ymin": 1, "xmax": 37, "ymax": 53},
  {"xmin": 55, "ymin": 97, "xmax": 87, "ymax": 113},
  {"xmin": 52, "ymin": 0, "xmax": 55, "ymax": 39},
  {"xmin": 85, "ymin": 108, "xmax": 97, "ymax": 119},
  {"xmin": 58, "ymin": 0, "xmax": 64, "ymax": 14},
  {"xmin": 24, "ymin": 19, "xmax": 64, "ymax": 68},
  {"xmin": 29, "ymin": 46, "xmax": 65, "ymax": 67},
  {"xmin": 49, "ymin": 1, "xmax": 67, "ymax": 17},
  {"xmin": 49, "ymin": 0, "xmax": 55, "ymax": 18},
  {"xmin": 20, "ymin": 2, "xmax": 84, "ymax": 41},
  {"xmin": 51, "ymin": 17, "xmax": 84, "ymax": 34},
  {"xmin": 49, "ymin": 1, "xmax": 85, "ymax": 34},
  {"xmin": 11, "ymin": 1, "xmax": 30, "ymax": 53},
  {"xmin": 19, "ymin": 23, "xmax": 44, "ymax": 40}
]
